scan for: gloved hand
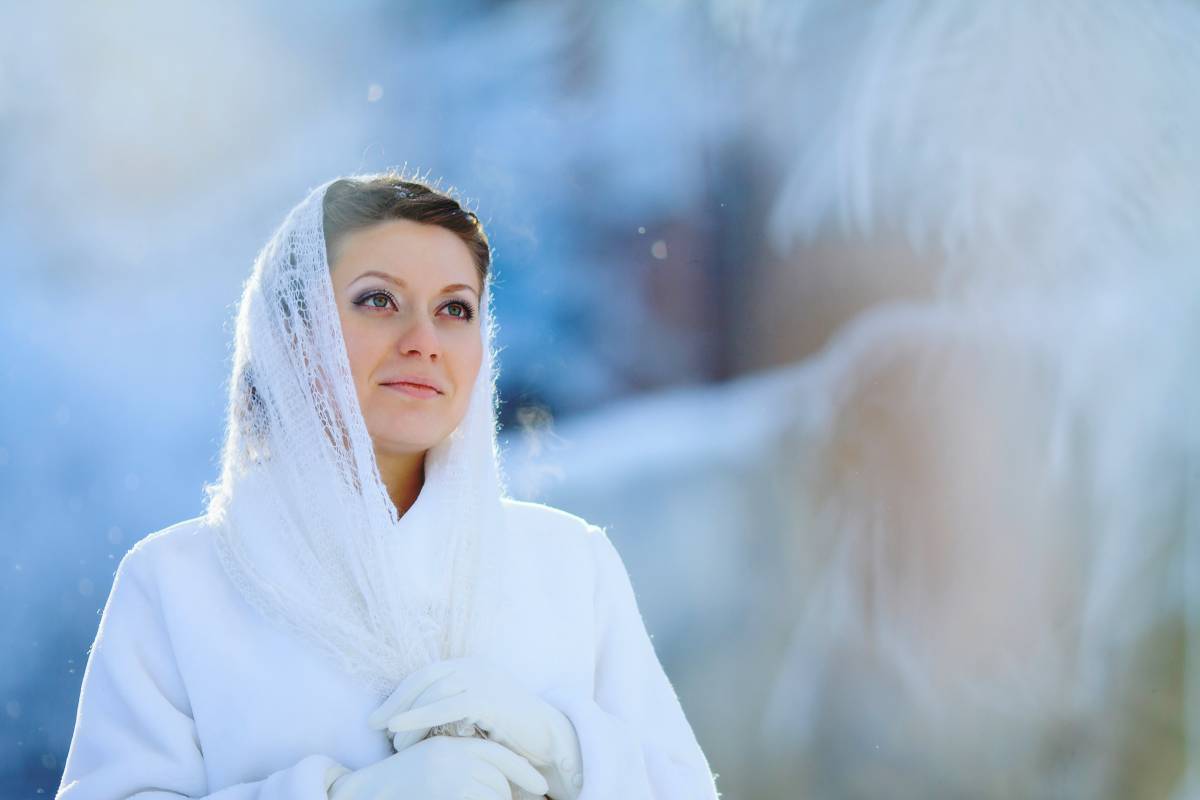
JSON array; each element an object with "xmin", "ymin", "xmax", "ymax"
[
  {"xmin": 326, "ymin": 733, "xmax": 549, "ymax": 800},
  {"xmin": 367, "ymin": 657, "xmax": 585, "ymax": 800}
]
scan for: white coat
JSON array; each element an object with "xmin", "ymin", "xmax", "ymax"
[{"xmin": 55, "ymin": 499, "xmax": 719, "ymax": 800}]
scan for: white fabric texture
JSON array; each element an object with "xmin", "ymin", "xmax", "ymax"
[{"xmin": 55, "ymin": 507, "xmax": 719, "ymax": 799}]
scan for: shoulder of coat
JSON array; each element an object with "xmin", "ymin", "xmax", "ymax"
[
  {"xmin": 499, "ymin": 497, "xmax": 602, "ymax": 540},
  {"xmin": 125, "ymin": 514, "xmax": 211, "ymax": 565}
]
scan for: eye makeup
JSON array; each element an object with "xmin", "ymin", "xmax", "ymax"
[
  {"xmin": 351, "ymin": 288, "xmax": 476, "ymax": 322},
  {"xmin": 352, "ymin": 288, "xmax": 399, "ymax": 311},
  {"xmin": 441, "ymin": 299, "xmax": 476, "ymax": 321}
]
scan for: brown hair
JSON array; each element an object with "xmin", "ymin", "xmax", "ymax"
[{"xmin": 322, "ymin": 171, "xmax": 491, "ymax": 286}]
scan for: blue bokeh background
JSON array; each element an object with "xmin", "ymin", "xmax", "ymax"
[{"xmin": 5, "ymin": 2, "xmax": 1196, "ymax": 798}]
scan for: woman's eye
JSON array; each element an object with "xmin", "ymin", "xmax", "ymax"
[
  {"xmin": 355, "ymin": 291, "xmax": 396, "ymax": 311},
  {"xmin": 442, "ymin": 300, "xmax": 476, "ymax": 321}
]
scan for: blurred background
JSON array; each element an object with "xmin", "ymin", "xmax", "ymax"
[{"xmin": 2, "ymin": 1, "xmax": 1197, "ymax": 797}]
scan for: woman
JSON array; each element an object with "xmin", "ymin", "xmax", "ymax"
[{"xmin": 56, "ymin": 173, "xmax": 719, "ymax": 800}]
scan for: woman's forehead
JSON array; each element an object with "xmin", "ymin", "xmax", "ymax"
[{"xmin": 330, "ymin": 219, "xmax": 481, "ymax": 294}]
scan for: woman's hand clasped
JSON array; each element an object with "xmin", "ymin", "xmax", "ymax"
[
  {"xmin": 367, "ymin": 656, "xmax": 585, "ymax": 800},
  {"xmin": 326, "ymin": 733, "xmax": 549, "ymax": 800}
]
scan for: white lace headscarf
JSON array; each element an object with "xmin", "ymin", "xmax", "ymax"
[{"xmin": 203, "ymin": 174, "xmax": 510, "ymax": 701}]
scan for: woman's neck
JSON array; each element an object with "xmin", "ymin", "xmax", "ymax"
[{"xmin": 375, "ymin": 449, "xmax": 426, "ymax": 517}]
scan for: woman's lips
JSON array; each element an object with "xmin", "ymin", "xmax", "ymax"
[{"xmin": 382, "ymin": 381, "xmax": 441, "ymax": 399}]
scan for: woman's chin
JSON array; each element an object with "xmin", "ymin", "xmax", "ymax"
[{"xmin": 370, "ymin": 434, "xmax": 443, "ymax": 458}]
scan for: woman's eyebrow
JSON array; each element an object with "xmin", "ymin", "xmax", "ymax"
[
  {"xmin": 350, "ymin": 270, "xmax": 479, "ymax": 298},
  {"xmin": 442, "ymin": 283, "xmax": 480, "ymax": 298}
]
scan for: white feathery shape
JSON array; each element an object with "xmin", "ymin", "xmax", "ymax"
[{"xmin": 715, "ymin": 0, "xmax": 1200, "ymax": 794}]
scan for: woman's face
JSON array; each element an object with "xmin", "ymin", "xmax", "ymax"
[{"xmin": 328, "ymin": 218, "xmax": 483, "ymax": 459}]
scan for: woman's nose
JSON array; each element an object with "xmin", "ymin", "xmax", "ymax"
[{"xmin": 395, "ymin": 314, "xmax": 440, "ymax": 360}]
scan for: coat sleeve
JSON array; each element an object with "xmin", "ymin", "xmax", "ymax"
[
  {"xmin": 541, "ymin": 524, "xmax": 721, "ymax": 800},
  {"xmin": 55, "ymin": 544, "xmax": 350, "ymax": 800}
]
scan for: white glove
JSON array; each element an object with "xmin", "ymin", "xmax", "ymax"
[
  {"xmin": 326, "ymin": 733, "xmax": 549, "ymax": 800},
  {"xmin": 367, "ymin": 657, "xmax": 585, "ymax": 800}
]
